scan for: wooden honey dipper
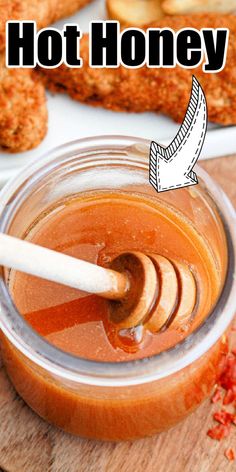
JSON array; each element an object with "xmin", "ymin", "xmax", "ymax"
[{"xmin": 0, "ymin": 233, "xmax": 196, "ymax": 333}]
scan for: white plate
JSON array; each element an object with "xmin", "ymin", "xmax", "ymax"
[{"xmin": 1, "ymin": 0, "xmax": 236, "ymax": 187}]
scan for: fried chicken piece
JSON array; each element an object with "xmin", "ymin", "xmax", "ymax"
[
  {"xmin": 0, "ymin": 0, "xmax": 93, "ymax": 51},
  {"xmin": 0, "ymin": 54, "xmax": 47, "ymax": 152},
  {"xmin": 42, "ymin": 14, "xmax": 236, "ymax": 126},
  {"xmin": 0, "ymin": 0, "xmax": 92, "ymax": 152},
  {"xmin": 163, "ymin": 0, "xmax": 236, "ymax": 15}
]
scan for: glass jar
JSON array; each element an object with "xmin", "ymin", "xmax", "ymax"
[{"xmin": 0, "ymin": 136, "xmax": 235, "ymax": 441}]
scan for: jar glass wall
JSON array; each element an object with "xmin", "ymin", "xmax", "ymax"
[{"xmin": 0, "ymin": 136, "xmax": 235, "ymax": 440}]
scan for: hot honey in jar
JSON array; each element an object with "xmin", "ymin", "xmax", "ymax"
[
  {"xmin": 0, "ymin": 137, "xmax": 233, "ymax": 441},
  {"xmin": 10, "ymin": 191, "xmax": 225, "ymax": 361}
]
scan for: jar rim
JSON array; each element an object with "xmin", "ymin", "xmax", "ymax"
[{"xmin": 0, "ymin": 135, "xmax": 235, "ymax": 387}]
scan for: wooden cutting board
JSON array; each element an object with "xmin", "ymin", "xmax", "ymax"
[{"xmin": 0, "ymin": 155, "xmax": 235, "ymax": 472}]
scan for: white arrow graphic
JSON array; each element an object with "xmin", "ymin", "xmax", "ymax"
[{"xmin": 149, "ymin": 76, "xmax": 207, "ymax": 193}]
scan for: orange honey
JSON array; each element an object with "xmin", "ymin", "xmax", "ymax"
[{"xmin": 1, "ymin": 190, "xmax": 228, "ymax": 440}]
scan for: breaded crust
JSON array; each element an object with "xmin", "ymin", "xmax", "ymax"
[
  {"xmin": 162, "ymin": 0, "xmax": 236, "ymax": 15},
  {"xmin": 42, "ymin": 14, "xmax": 236, "ymax": 125},
  {"xmin": 0, "ymin": 0, "xmax": 93, "ymax": 51},
  {"xmin": 0, "ymin": 0, "xmax": 92, "ymax": 152},
  {"xmin": 0, "ymin": 54, "xmax": 48, "ymax": 152}
]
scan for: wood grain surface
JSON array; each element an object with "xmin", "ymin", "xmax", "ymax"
[{"xmin": 0, "ymin": 155, "xmax": 235, "ymax": 472}]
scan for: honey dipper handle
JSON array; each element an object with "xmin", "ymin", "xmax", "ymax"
[{"xmin": 0, "ymin": 233, "xmax": 129, "ymax": 300}]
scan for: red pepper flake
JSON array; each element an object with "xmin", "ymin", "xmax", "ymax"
[
  {"xmin": 207, "ymin": 424, "xmax": 231, "ymax": 441},
  {"xmin": 211, "ymin": 387, "xmax": 222, "ymax": 404},
  {"xmin": 213, "ymin": 410, "xmax": 234, "ymax": 426},
  {"xmin": 223, "ymin": 389, "xmax": 236, "ymax": 405},
  {"xmin": 224, "ymin": 448, "xmax": 235, "ymax": 462},
  {"xmin": 220, "ymin": 354, "xmax": 236, "ymax": 391},
  {"xmin": 207, "ymin": 343, "xmax": 236, "ymax": 457}
]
